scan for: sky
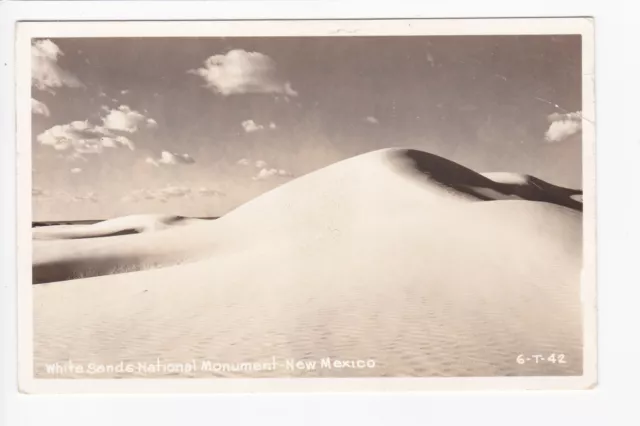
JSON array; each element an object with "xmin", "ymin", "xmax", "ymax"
[{"xmin": 30, "ymin": 35, "xmax": 583, "ymax": 220}]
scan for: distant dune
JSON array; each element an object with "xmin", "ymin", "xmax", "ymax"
[
  {"xmin": 32, "ymin": 214, "xmax": 207, "ymax": 240},
  {"xmin": 32, "ymin": 148, "xmax": 583, "ymax": 378}
]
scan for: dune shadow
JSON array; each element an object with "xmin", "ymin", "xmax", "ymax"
[
  {"xmin": 33, "ymin": 228, "xmax": 141, "ymax": 241},
  {"xmin": 387, "ymin": 149, "xmax": 582, "ymax": 212}
]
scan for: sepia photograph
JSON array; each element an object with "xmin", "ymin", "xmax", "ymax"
[{"xmin": 16, "ymin": 18, "xmax": 596, "ymax": 392}]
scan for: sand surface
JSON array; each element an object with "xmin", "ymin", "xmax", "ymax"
[{"xmin": 32, "ymin": 149, "xmax": 584, "ymax": 378}]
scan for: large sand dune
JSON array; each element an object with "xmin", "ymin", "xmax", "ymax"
[{"xmin": 32, "ymin": 148, "xmax": 584, "ymax": 378}]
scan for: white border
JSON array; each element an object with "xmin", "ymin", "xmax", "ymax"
[
  {"xmin": 15, "ymin": 17, "xmax": 596, "ymax": 394},
  {"xmin": 2, "ymin": 0, "xmax": 639, "ymax": 424}
]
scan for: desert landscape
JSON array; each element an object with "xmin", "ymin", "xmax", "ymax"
[
  {"xmin": 32, "ymin": 148, "xmax": 584, "ymax": 378},
  {"xmin": 28, "ymin": 34, "xmax": 587, "ymax": 380}
]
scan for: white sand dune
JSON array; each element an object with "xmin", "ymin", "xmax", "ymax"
[
  {"xmin": 33, "ymin": 214, "xmax": 205, "ymax": 240},
  {"xmin": 33, "ymin": 148, "xmax": 583, "ymax": 378}
]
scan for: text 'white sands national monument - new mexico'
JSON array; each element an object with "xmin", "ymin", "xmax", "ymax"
[{"xmin": 32, "ymin": 148, "xmax": 583, "ymax": 378}]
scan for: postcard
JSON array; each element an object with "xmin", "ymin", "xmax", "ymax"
[{"xmin": 16, "ymin": 17, "xmax": 596, "ymax": 393}]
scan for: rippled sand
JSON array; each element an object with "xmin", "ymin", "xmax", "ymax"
[{"xmin": 33, "ymin": 148, "xmax": 583, "ymax": 378}]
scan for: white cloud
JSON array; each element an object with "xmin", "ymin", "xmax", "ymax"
[
  {"xmin": 68, "ymin": 152, "xmax": 88, "ymax": 162},
  {"xmin": 241, "ymin": 119, "xmax": 277, "ymax": 133},
  {"xmin": 161, "ymin": 186, "xmax": 192, "ymax": 198},
  {"xmin": 198, "ymin": 187, "xmax": 224, "ymax": 197},
  {"xmin": 145, "ymin": 157, "xmax": 160, "ymax": 167},
  {"xmin": 365, "ymin": 116, "xmax": 379, "ymax": 124},
  {"xmin": 102, "ymin": 105, "xmax": 154, "ymax": 133},
  {"xmin": 31, "ymin": 98, "xmax": 50, "ymax": 117},
  {"xmin": 37, "ymin": 120, "xmax": 135, "ymax": 154},
  {"xmin": 146, "ymin": 118, "xmax": 158, "ymax": 128},
  {"xmin": 123, "ymin": 186, "xmax": 223, "ymax": 203},
  {"xmin": 242, "ymin": 119, "xmax": 264, "ymax": 133},
  {"xmin": 189, "ymin": 49, "xmax": 298, "ymax": 97},
  {"xmin": 120, "ymin": 89, "xmax": 130, "ymax": 95},
  {"xmin": 252, "ymin": 167, "xmax": 293, "ymax": 181},
  {"xmin": 72, "ymin": 192, "xmax": 98, "ymax": 203},
  {"xmin": 70, "ymin": 168, "xmax": 82, "ymax": 174},
  {"xmin": 427, "ymin": 53, "xmax": 436, "ymax": 68},
  {"xmin": 31, "ymin": 39, "xmax": 83, "ymax": 92},
  {"xmin": 255, "ymin": 160, "xmax": 268, "ymax": 168},
  {"xmin": 146, "ymin": 151, "xmax": 195, "ymax": 166},
  {"xmin": 237, "ymin": 158, "xmax": 250, "ymax": 166},
  {"xmin": 545, "ymin": 111, "xmax": 582, "ymax": 143}
]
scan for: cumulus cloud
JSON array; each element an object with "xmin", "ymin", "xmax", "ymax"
[
  {"xmin": 189, "ymin": 49, "xmax": 298, "ymax": 97},
  {"xmin": 70, "ymin": 167, "xmax": 82, "ymax": 174},
  {"xmin": 146, "ymin": 118, "xmax": 158, "ymax": 128},
  {"xmin": 252, "ymin": 168, "xmax": 293, "ymax": 181},
  {"xmin": 255, "ymin": 160, "xmax": 268, "ymax": 168},
  {"xmin": 120, "ymin": 89, "xmax": 130, "ymax": 95},
  {"xmin": 39, "ymin": 106, "xmax": 156, "ymax": 156},
  {"xmin": 31, "ymin": 39, "xmax": 83, "ymax": 92},
  {"xmin": 241, "ymin": 119, "xmax": 278, "ymax": 133},
  {"xmin": 242, "ymin": 119, "xmax": 264, "ymax": 133},
  {"xmin": 102, "ymin": 105, "xmax": 154, "ymax": 133},
  {"xmin": 146, "ymin": 151, "xmax": 195, "ymax": 167},
  {"xmin": 37, "ymin": 120, "xmax": 135, "ymax": 154},
  {"xmin": 545, "ymin": 111, "xmax": 583, "ymax": 143},
  {"xmin": 365, "ymin": 116, "xmax": 379, "ymax": 124},
  {"xmin": 237, "ymin": 158, "xmax": 250, "ymax": 166},
  {"xmin": 31, "ymin": 98, "xmax": 50, "ymax": 117}
]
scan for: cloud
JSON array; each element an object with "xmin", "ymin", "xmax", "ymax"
[
  {"xmin": 146, "ymin": 151, "xmax": 195, "ymax": 166},
  {"xmin": 255, "ymin": 160, "xmax": 268, "ymax": 168},
  {"xmin": 70, "ymin": 168, "xmax": 82, "ymax": 174},
  {"xmin": 242, "ymin": 119, "xmax": 264, "ymax": 133},
  {"xmin": 365, "ymin": 116, "xmax": 379, "ymax": 124},
  {"xmin": 146, "ymin": 118, "xmax": 158, "ymax": 128},
  {"xmin": 241, "ymin": 119, "xmax": 278, "ymax": 133},
  {"xmin": 31, "ymin": 98, "xmax": 50, "ymax": 117},
  {"xmin": 102, "ymin": 105, "xmax": 154, "ymax": 133},
  {"xmin": 252, "ymin": 167, "xmax": 293, "ymax": 181},
  {"xmin": 71, "ymin": 192, "xmax": 98, "ymax": 203},
  {"xmin": 37, "ymin": 120, "xmax": 135, "ymax": 154},
  {"xmin": 198, "ymin": 187, "xmax": 225, "ymax": 197},
  {"xmin": 237, "ymin": 158, "xmax": 250, "ymax": 166},
  {"xmin": 123, "ymin": 186, "xmax": 224, "ymax": 203},
  {"xmin": 189, "ymin": 49, "xmax": 298, "ymax": 97},
  {"xmin": 120, "ymin": 89, "xmax": 130, "ymax": 95},
  {"xmin": 545, "ymin": 111, "xmax": 582, "ymax": 143},
  {"xmin": 427, "ymin": 53, "xmax": 436, "ymax": 68},
  {"xmin": 31, "ymin": 39, "xmax": 83, "ymax": 92}
]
